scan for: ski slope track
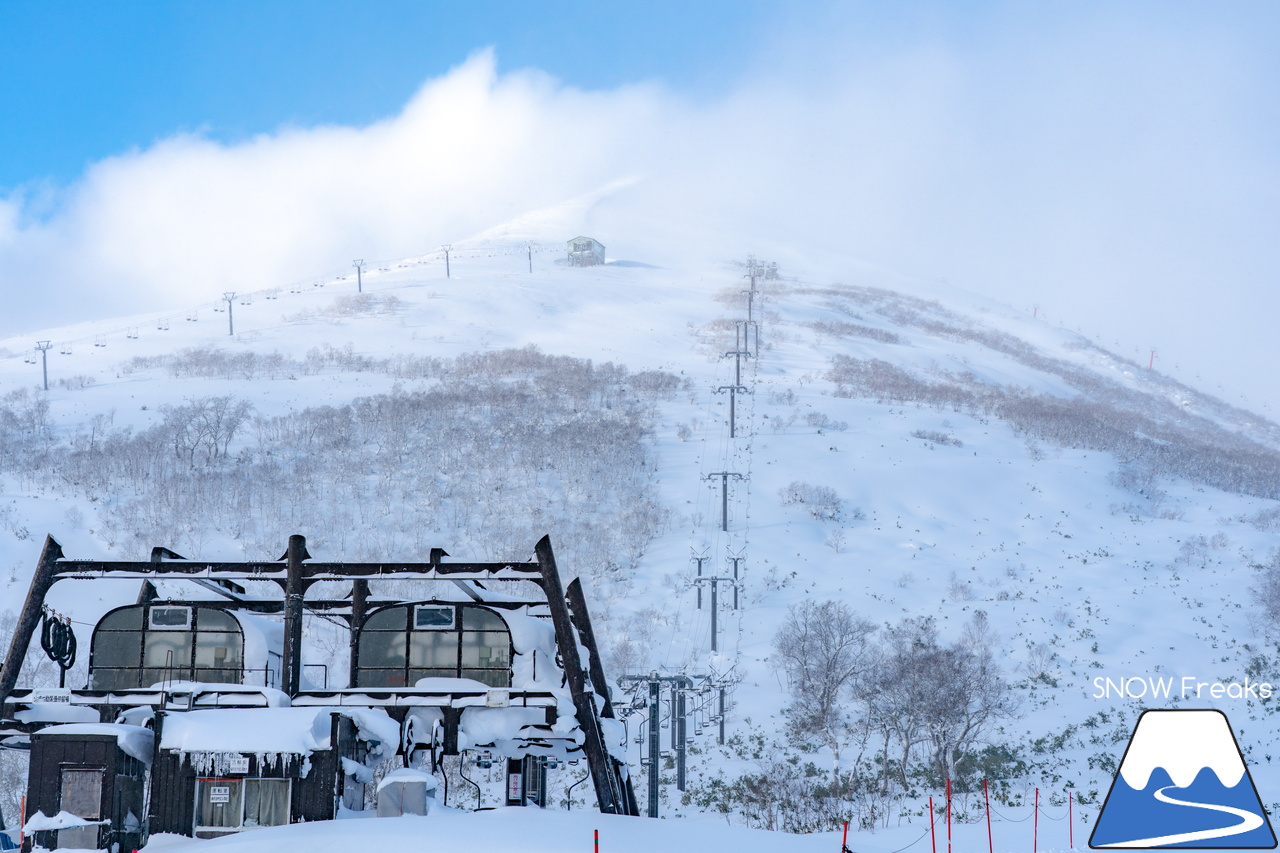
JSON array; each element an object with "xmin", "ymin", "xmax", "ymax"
[{"xmin": 3, "ymin": 204, "xmax": 1280, "ymax": 852}]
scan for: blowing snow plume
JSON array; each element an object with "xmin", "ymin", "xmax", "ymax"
[{"xmin": 2, "ymin": 7, "xmax": 1279, "ymax": 410}]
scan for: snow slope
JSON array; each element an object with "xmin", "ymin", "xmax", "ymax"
[{"xmin": 3, "ymin": 200, "xmax": 1280, "ymax": 850}]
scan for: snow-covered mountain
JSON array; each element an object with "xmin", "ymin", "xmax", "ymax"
[{"xmin": 4, "ymin": 203, "xmax": 1280, "ymax": 851}]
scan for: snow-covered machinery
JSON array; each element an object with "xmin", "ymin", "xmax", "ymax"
[{"xmin": 0, "ymin": 534, "xmax": 638, "ymax": 849}]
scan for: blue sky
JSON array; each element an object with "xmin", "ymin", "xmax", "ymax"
[
  {"xmin": 1, "ymin": 2, "xmax": 1279, "ymax": 413},
  {"xmin": 0, "ymin": 0, "xmax": 782, "ymax": 192}
]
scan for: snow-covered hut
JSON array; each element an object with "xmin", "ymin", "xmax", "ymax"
[
  {"xmin": 566, "ymin": 237, "xmax": 605, "ymax": 267},
  {"xmin": 375, "ymin": 767, "xmax": 438, "ymax": 817},
  {"xmin": 23, "ymin": 723, "xmax": 152, "ymax": 852}
]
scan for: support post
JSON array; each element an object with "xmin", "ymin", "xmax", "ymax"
[
  {"xmin": 353, "ymin": 259, "xmax": 365, "ymax": 293},
  {"xmin": 715, "ymin": 385, "xmax": 749, "ymax": 438},
  {"xmin": 36, "ymin": 341, "xmax": 51, "ymax": 391},
  {"xmin": 718, "ymin": 686, "xmax": 726, "ymax": 745},
  {"xmin": 676, "ymin": 689, "xmax": 686, "ymax": 792},
  {"xmin": 566, "ymin": 578, "xmax": 617, "ymax": 719},
  {"xmin": 694, "ymin": 555, "xmax": 706, "ymax": 608},
  {"xmin": 282, "ymin": 534, "xmax": 307, "ymax": 697},
  {"xmin": 702, "ymin": 472, "xmax": 743, "ymax": 532},
  {"xmin": 647, "ymin": 676, "xmax": 660, "ymax": 817},
  {"xmin": 1, "ymin": 536, "xmax": 63, "ymax": 705},
  {"xmin": 535, "ymin": 536, "xmax": 626, "ymax": 815},
  {"xmin": 710, "ymin": 581, "xmax": 718, "ymax": 652},
  {"xmin": 348, "ymin": 579, "xmax": 368, "ymax": 688},
  {"xmin": 223, "ymin": 292, "xmax": 236, "ymax": 336}
]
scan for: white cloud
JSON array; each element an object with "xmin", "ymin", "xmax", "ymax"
[{"xmin": 2, "ymin": 10, "xmax": 1278, "ymax": 410}]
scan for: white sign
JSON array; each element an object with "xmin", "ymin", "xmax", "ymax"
[
  {"xmin": 228, "ymin": 757, "xmax": 250, "ymax": 774},
  {"xmin": 507, "ymin": 773, "xmax": 523, "ymax": 802},
  {"xmin": 209, "ymin": 787, "xmax": 230, "ymax": 804},
  {"xmin": 30, "ymin": 688, "xmax": 72, "ymax": 704},
  {"xmin": 485, "ymin": 688, "xmax": 510, "ymax": 708}
]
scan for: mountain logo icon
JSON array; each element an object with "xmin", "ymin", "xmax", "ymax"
[{"xmin": 1090, "ymin": 709, "xmax": 1276, "ymax": 848}]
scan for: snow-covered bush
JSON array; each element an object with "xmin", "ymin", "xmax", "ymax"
[{"xmin": 778, "ymin": 481, "xmax": 844, "ymax": 521}]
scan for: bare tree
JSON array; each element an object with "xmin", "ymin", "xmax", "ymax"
[{"xmin": 772, "ymin": 600, "xmax": 876, "ymax": 779}]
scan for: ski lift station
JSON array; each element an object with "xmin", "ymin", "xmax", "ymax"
[
  {"xmin": 0, "ymin": 534, "xmax": 639, "ymax": 850},
  {"xmin": 566, "ymin": 237, "xmax": 605, "ymax": 267}
]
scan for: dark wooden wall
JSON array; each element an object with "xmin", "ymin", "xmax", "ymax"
[{"xmin": 24, "ymin": 734, "xmax": 146, "ymax": 853}]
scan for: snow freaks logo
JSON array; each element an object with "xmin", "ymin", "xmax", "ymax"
[
  {"xmin": 1090, "ymin": 709, "xmax": 1277, "ymax": 849},
  {"xmin": 1092, "ymin": 676, "xmax": 1274, "ymax": 701}
]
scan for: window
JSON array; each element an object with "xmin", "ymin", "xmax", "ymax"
[
  {"xmin": 356, "ymin": 604, "xmax": 512, "ymax": 688},
  {"xmin": 149, "ymin": 606, "xmax": 192, "ymax": 629},
  {"xmin": 90, "ymin": 605, "xmax": 245, "ymax": 689},
  {"xmin": 195, "ymin": 778, "xmax": 290, "ymax": 833},
  {"xmin": 57, "ymin": 769, "xmax": 102, "ymax": 850},
  {"xmin": 414, "ymin": 605, "xmax": 455, "ymax": 629}
]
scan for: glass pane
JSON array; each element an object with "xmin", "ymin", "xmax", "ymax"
[
  {"xmin": 413, "ymin": 606, "xmax": 455, "ymax": 630},
  {"xmin": 197, "ymin": 779, "xmax": 243, "ymax": 828},
  {"xmin": 461, "ymin": 607, "xmax": 506, "ymax": 631},
  {"xmin": 195, "ymin": 633, "xmax": 243, "ymax": 670},
  {"xmin": 91, "ymin": 667, "xmax": 140, "ymax": 691},
  {"xmin": 61, "ymin": 770, "xmax": 103, "ymax": 818},
  {"xmin": 359, "ymin": 631, "xmax": 407, "ymax": 668},
  {"xmin": 97, "ymin": 607, "xmax": 143, "ymax": 631},
  {"xmin": 57, "ymin": 826, "xmax": 99, "ymax": 849},
  {"xmin": 461, "ymin": 631, "xmax": 510, "ymax": 669},
  {"xmin": 144, "ymin": 632, "xmax": 193, "ymax": 671},
  {"xmin": 195, "ymin": 608, "xmax": 239, "ymax": 632},
  {"xmin": 244, "ymin": 779, "xmax": 290, "ymax": 827},
  {"xmin": 144, "ymin": 667, "xmax": 188, "ymax": 687},
  {"xmin": 461, "ymin": 668, "xmax": 511, "ymax": 688},
  {"xmin": 408, "ymin": 632, "xmax": 458, "ymax": 668},
  {"xmin": 149, "ymin": 607, "xmax": 192, "ymax": 629},
  {"xmin": 408, "ymin": 668, "xmax": 458, "ymax": 686},
  {"xmin": 362, "ymin": 607, "xmax": 407, "ymax": 632},
  {"xmin": 356, "ymin": 668, "xmax": 407, "ymax": 688},
  {"xmin": 92, "ymin": 631, "xmax": 142, "ymax": 668}
]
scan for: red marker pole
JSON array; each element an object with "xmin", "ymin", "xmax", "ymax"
[
  {"xmin": 984, "ymin": 778, "xmax": 994, "ymax": 853},
  {"xmin": 594, "ymin": 829, "xmax": 599, "ymax": 853},
  {"xmin": 1034, "ymin": 787, "xmax": 1040, "ymax": 853},
  {"xmin": 947, "ymin": 779, "xmax": 952, "ymax": 853},
  {"xmin": 930, "ymin": 796, "xmax": 937, "ymax": 853},
  {"xmin": 842, "ymin": 820, "xmax": 850, "ymax": 852},
  {"xmin": 1069, "ymin": 791, "xmax": 1074, "ymax": 850}
]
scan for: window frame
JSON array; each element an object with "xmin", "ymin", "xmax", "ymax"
[
  {"xmin": 89, "ymin": 604, "xmax": 246, "ymax": 690},
  {"xmin": 193, "ymin": 777, "xmax": 291, "ymax": 833},
  {"xmin": 356, "ymin": 603, "xmax": 513, "ymax": 689}
]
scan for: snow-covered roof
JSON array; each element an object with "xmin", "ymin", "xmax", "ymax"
[
  {"xmin": 35, "ymin": 723, "xmax": 154, "ymax": 764},
  {"xmin": 14, "ymin": 702, "xmax": 100, "ymax": 724},
  {"xmin": 376, "ymin": 767, "xmax": 438, "ymax": 793},
  {"xmin": 159, "ymin": 707, "xmax": 398, "ymax": 758},
  {"xmin": 23, "ymin": 810, "xmax": 108, "ymax": 833}
]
